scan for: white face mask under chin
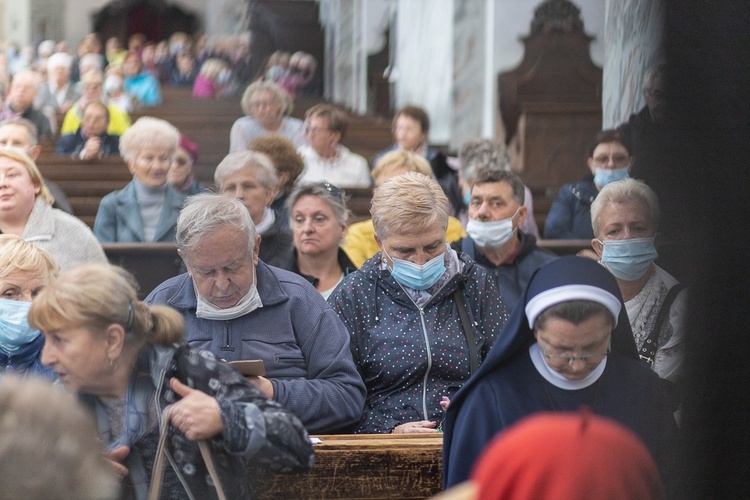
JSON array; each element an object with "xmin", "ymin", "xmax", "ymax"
[{"xmin": 194, "ymin": 266, "xmax": 263, "ymax": 320}]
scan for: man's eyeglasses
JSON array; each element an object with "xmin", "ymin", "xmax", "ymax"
[
  {"xmin": 538, "ymin": 337, "xmax": 611, "ymax": 364},
  {"xmin": 592, "ymin": 154, "xmax": 630, "ymax": 166}
]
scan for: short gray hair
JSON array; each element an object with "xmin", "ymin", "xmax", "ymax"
[
  {"xmin": 285, "ymin": 182, "xmax": 349, "ymax": 226},
  {"xmin": 472, "ymin": 167, "xmax": 525, "ymax": 205},
  {"xmin": 371, "ymin": 172, "xmax": 448, "ymax": 240},
  {"xmin": 119, "ymin": 117, "xmax": 180, "ymax": 163},
  {"xmin": 214, "ymin": 151, "xmax": 277, "ymax": 190},
  {"xmin": 590, "ymin": 178, "xmax": 660, "ymax": 237},
  {"xmin": 240, "ymin": 80, "xmax": 293, "ymax": 117},
  {"xmin": 176, "ymin": 193, "xmax": 257, "ymax": 257},
  {"xmin": 459, "ymin": 139, "xmax": 512, "ymax": 186}
]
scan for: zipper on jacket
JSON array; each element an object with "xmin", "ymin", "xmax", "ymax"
[
  {"xmin": 418, "ymin": 307, "xmax": 433, "ymax": 421},
  {"xmin": 220, "ymin": 320, "xmax": 234, "ymax": 351}
]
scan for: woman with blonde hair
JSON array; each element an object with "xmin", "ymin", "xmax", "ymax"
[
  {"xmin": 0, "ymin": 234, "xmax": 59, "ymax": 377},
  {"xmin": 94, "ymin": 116, "xmax": 187, "ymax": 243},
  {"xmin": 229, "ymin": 80, "xmax": 304, "ymax": 152},
  {"xmin": 342, "ymin": 150, "xmax": 466, "ymax": 267},
  {"xmin": 329, "ymin": 173, "xmax": 508, "ymax": 433},
  {"xmin": 0, "ymin": 148, "xmax": 105, "ymax": 270},
  {"xmin": 29, "ymin": 263, "xmax": 313, "ymax": 498}
]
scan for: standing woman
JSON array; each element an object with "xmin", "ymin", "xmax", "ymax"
[
  {"xmin": 94, "ymin": 117, "xmax": 187, "ymax": 243},
  {"xmin": 229, "ymin": 81, "xmax": 304, "ymax": 152},
  {"xmin": 0, "ymin": 148, "xmax": 106, "ymax": 271},
  {"xmin": 29, "ymin": 263, "xmax": 314, "ymax": 498},
  {"xmin": 0, "ymin": 234, "xmax": 58, "ymax": 377},
  {"xmin": 279, "ymin": 182, "xmax": 356, "ymax": 299}
]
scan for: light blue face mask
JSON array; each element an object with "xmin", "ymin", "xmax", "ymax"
[
  {"xmin": 383, "ymin": 247, "xmax": 446, "ymax": 291},
  {"xmin": 0, "ymin": 299, "xmax": 42, "ymax": 354},
  {"xmin": 598, "ymin": 237, "xmax": 658, "ymax": 281},
  {"xmin": 593, "ymin": 166, "xmax": 629, "ymax": 188},
  {"xmin": 463, "ymin": 188, "xmax": 471, "ymax": 207}
]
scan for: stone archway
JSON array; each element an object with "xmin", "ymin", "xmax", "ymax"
[{"xmin": 92, "ymin": 0, "xmax": 199, "ymax": 45}]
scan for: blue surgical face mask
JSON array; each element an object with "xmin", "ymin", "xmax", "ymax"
[
  {"xmin": 0, "ymin": 299, "xmax": 42, "ymax": 354},
  {"xmin": 593, "ymin": 166, "xmax": 629, "ymax": 188},
  {"xmin": 598, "ymin": 237, "xmax": 658, "ymax": 281},
  {"xmin": 462, "ymin": 188, "xmax": 471, "ymax": 207},
  {"xmin": 383, "ymin": 247, "xmax": 446, "ymax": 291}
]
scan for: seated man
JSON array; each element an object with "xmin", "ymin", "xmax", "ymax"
[
  {"xmin": 146, "ymin": 193, "xmax": 366, "ymax": 434},
  {"xmin": 55, "ymin": 100, "xmax": 120, "ymax": 159},
  {"xmin": 453, "ymin": 167, "xmax": 557, "ymax": 308},
  {"xmin": 443, "ymin": 257, "xmax": 678, "ymax": 493},
  {"xmin": 4, "ymin": 71, "xmax": 52, "ymax": 140},
  {"xmin": 60, "ymin": 69, "xmax": 131, "ymax": 137},
  {"xmin": 123, "ymin": 51, "xmax": 162, "ymax": 107}
]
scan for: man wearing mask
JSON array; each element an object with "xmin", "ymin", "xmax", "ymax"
[
  {"xmin": 453, "ymin": 167, "xmax": 557, "ymax": 308},
  {"xmin": 146, "ymin": 193, "xmax": 366, "ymax": 435}
]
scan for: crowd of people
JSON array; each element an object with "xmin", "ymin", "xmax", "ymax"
[{"xmin": 0, "ymin": 31, "xmax": 686, "ymax": 499}]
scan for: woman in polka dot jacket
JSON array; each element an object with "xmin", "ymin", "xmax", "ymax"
[{"xmin": 329, "ymin": 173, "xmax": 509, "ymax": 434}]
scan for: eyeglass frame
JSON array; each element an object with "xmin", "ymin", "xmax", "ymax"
[{"xmin": 537, "ymin": 336, "xmax": 612, "ymax": 364}]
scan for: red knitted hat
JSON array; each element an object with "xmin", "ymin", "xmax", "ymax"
[{"xmin": 471, "ymin": 410, "xmax": 665, "ymax": 500}]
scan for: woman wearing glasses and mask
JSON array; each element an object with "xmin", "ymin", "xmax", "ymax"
[
  {"xmin": 443, "ymin": 256, "xmax": 679, "ymax": 494},
  {"xmin": 329, "ymin": 172, "xmax": 509, "ymax": 434},
  {"xmin": 278, "ymin": 182, "xmax": 356, "ymax": 299},
  {"xmin": 544, "ymin": 130, "xmax": 632, "ymax": 239},
  {"xmin": 591, "ymin": 178, "xmax": 686, "ymax": 384}
]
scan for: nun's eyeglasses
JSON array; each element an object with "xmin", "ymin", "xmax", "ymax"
[{"xmin": 538, "ymin": 337, "xmax": 611, "ymax": 364}]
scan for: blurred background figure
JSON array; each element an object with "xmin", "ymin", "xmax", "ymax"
[
  {"xmin": 297, "ymin": 103, "xmax": 371, "ymax": 188},
  {"xmin": 169, "ymin": 134, "xmax": 204, "ymax": 195},
  {"xmin": 0, "ymin": 234, "xmax": 58, "ymax": 378},
  {"xmin": 249, "ymin": 134, "xmax": 306, "ymax": 225},
  {"xmin": 35, "ymin": 52, "xmax": 79, "ymax": 131},
  {"xmin": 169, "ymin": 50, "xmax": 198, "ymax": 88},
  {"xmin": 56, "ymin": 100, "xmax": 120, "ymax": 159},
  {"xmin": 0, "ymin": 375, "xmax": 118, "ymax": 499},
  {"xmin": 230, "ymin": 81, "xmax": 304, "ymax": 151},
  {"xmin": 192, "ymin": 57, "xmax": 232, "ymax": 99},
  {"xmin": 123, "ymin": 51, "xmax": 162, "ymax": 107}
]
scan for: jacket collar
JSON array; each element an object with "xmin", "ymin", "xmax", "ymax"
[
  {"xmin": 167, "ymin": 260, "xmax": 290, "ymax": 311},
  {"xmin": 114, "ymin": 181, "xmax": 186, "ymax": 242}
]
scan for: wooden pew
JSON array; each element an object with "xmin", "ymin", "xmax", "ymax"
[
  {"xmin": 102, "ymin": 243, "xmax": 182, "ymax": 299},
  {"xmin": 36, "ymin": 156, "xmax": 131, "ymax": 227},
  {"xmin": 248, "ymin": 434, "xmax": 443, "ymax": 499}
]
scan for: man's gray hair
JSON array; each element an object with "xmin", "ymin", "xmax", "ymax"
[
  {"xmin": 176, "ymin": 193, "xmax": 257, "ymax": 258},
  {"xmin": 459, "ymin": 139, "xmax": 512, "ymax": 186}
]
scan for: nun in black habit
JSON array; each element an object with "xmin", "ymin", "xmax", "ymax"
[{"xmin": 443, "ymin": 256, "xmax": 679, "ymax": 493}]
